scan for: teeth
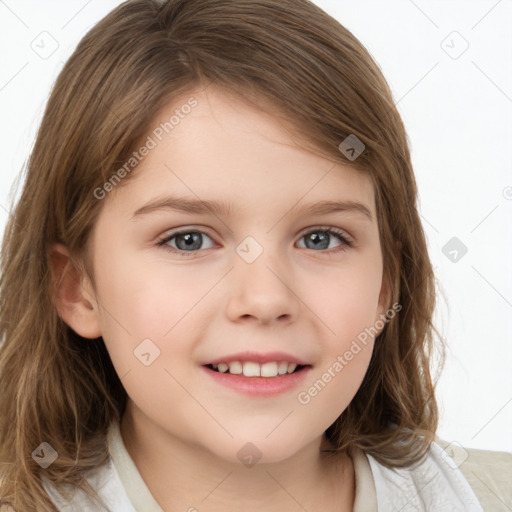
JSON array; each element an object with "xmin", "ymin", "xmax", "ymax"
[
  {"xmin": 228, "ymin": 361, "xmax": 243, "ymax": 374},
  {"xmin": 211, "ymin": 361, "xmax": 302, "ymax": 377},
  {"xmin": 243, "ymin": 361, "xmax": 260, "ymax": 377},
  {"xmin": 287, "ymin": 363, "xmax": 297, "ymax": 373},
  {"xmin": 278, "ymin": 362, "xmax": 289, "ymax": 375},
  {"xmin": 260, "ymin": 362, "xmax": 278, "ymax": 377},
  {"xmin": 217, "ymin": 363, "xmax": 229, "ymax": 373}
]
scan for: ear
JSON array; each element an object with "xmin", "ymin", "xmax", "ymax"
[
  {"xmin": 374, "ymin": 240, "xmax": 402, "ymax": 331},
  {"xmin": 375, "ymin": 272, "xmax": 392, "ymax": 322},
  {"xmin": 48, "ymin": 243, "xmax": 102, "ymax": 339}
]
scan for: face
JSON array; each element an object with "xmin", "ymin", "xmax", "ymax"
[{"xmin": 84, "ymin": 85, "xmax": 388, "ymax": 464}]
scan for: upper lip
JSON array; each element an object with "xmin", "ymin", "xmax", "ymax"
[{"xmin": 202, "ymin": 351, "xmax": 310, "ymax": 366}]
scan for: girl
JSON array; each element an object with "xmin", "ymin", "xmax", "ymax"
[{"xmin": 0, "ymin": 0, "xmax": 510, "ymax": 511}]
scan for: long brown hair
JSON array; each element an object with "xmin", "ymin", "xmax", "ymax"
[{"xmin": 0, "ymin": 0, "xmax": 444, "ymax": 509}]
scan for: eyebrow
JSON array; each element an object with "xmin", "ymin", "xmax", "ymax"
[{"xmin": 131, "ymin": 194, "xmax": 373, "ymax": 221}]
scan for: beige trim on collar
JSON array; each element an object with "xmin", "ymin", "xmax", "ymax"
[
  {"xmin": 351, "ymin": 447, "xmax": 378, "ymax": 512},
  {"xmin": 107, "ymin": 420, "xmax": 164, "ymax": 512}
]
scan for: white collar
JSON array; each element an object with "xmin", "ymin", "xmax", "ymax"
[
  {"xmin": 367, "ymin": 441, "xmax": 483, "ymax": 511},
  {"xmin": 44, "ymin": 421, "xmax": 483, "ymax": 512}
]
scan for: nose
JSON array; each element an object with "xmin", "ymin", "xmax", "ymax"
[{"xmin": 225, "ymin": 248, "xmax": 301, "ymax": 325}]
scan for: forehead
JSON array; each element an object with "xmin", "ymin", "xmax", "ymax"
[{"xmin": 106, "ymin": 85, "xmax": 376, "ymax": 219}]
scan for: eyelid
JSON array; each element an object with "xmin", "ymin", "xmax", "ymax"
[
  {"xmin": 155, "ymin": 224, "xmax": 355, "ymax": 255},
  {"xmin": 157, "ymin": 225, "xmax": 353, "ymax": 243},
  {"xmin": 156, "ymin": 226, "xmax": 217, "ymax": 247},
  {"xmin": 299, "ymin": 225, "xmax": 354, "ymax": 244}
]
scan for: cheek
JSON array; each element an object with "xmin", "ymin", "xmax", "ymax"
[
  {"xmin": 297, "ymin": 347, "xmax": 373, "ymax": 432},
  {"xmin": 92, "ymin": 252, "xmax": 219, "ymax": 382},
  {"xmin": 299, "ymin": 259, "xmax": 382, "ymax": 409},
  {"xmin": 95, "ymin": 251, "xmax": 212, "ymax": 337},
  {"xmin": 305, "ymin": 258, "xmax": 383, "ymax": 340},
  {"xmin": 92, "ymin": 256, "xmax": 209, "ymax": 426},
  {"xmin": 296, "ymin": 270, "xmax": 380, "ymax": 425}
]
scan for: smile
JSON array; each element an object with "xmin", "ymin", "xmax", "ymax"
[
  {"xmin": 206, "ymin": 361, "xmax": 304, "ymax": 377},
  {"xmin": 201, "ymin": 362, "xmax": 311, "ymax": 397}
]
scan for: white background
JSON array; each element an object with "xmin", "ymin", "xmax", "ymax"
[{"xmin": 1, "ymin": 1, "xmax": 511, "ymax": 453}]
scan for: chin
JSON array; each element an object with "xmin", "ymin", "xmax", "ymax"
[{"xmin": 202, "ymin": 431, "xmax": 314, "ymax": 467}]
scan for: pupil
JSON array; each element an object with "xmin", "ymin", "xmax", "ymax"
[
  {"xmin": 177, "ymin": 232, "xmax": 202, "ymax": 251},
  {"xmin": 307, "ymin": 232, "xmax": 329, "ymax": 250}
]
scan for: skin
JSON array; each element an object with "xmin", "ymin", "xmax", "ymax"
[{"xmin": 51, "ymin": 85, "xmax": 390, "ymax": 511}]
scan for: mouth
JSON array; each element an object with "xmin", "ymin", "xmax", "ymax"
[
  {"xmin": 200, "ymin": 351, "xmax": 313, "ymax": 396},
  {"xmin": 200, "ymin": 357, "xmax": 312, "ymax": 397},
  {"xmin": 204, "ymin": 361, "xmax": 309, "ymax": 377}
]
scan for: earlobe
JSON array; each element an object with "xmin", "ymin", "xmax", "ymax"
[
  {"xmin": 377, "ymin": 274, "xmax": 391, "ymax": 318},
  {"xmin": 375, "ymin": 240, "xmax": 402, "ymax": 334},
  {"xmin": 372, "ymin": 276, "xmax": 393, "ymax": 340},
  {"xmin": 48, "ymin": 243, "xmax": 102, "ymax": 339}
]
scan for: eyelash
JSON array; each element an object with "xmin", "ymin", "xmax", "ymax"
[{"xmin": 156, "ymin": 226, "xmax": 354, "ymax": 257}]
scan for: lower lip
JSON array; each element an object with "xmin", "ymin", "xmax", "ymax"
[{"xmin": 201, "ymin": 365, "xmax": 311, "ymax": 397}]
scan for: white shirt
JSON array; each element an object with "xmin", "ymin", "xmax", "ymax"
[{"xmin": 44, "ymin": 421, "xmax": 484, "ymax": 511}]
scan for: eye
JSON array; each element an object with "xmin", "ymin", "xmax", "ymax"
[
  {"xmin": 156, "ymin": 229, "xmax": 216, "ymax": 254},
  {"xmin": 296, "ymin": 227, "xmax": 353, "ymax": 253},
  {"xmin": 156, "ymin": 226, "xmax": 353, "ymax": 256}
]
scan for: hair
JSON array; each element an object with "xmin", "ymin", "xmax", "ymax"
[{"xmin": 0, "ymin": 0, "xmax": 445, "ymax": 509}]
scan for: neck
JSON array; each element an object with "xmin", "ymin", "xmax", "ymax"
[{"xmin": 120, "ymin": 400, "xmax": 354, "ymax": 512}]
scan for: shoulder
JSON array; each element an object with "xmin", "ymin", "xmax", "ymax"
[
  {"xmin": 365, "ymin": 440, "xmax": 485, "ymax": 511},
  {"xmin": 436, "ymin": 438, "xmax": 512, "ymax": 512},
  {"xmin": 43, "ymin": 458, "xmax": 136, "ymax": 511}
]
